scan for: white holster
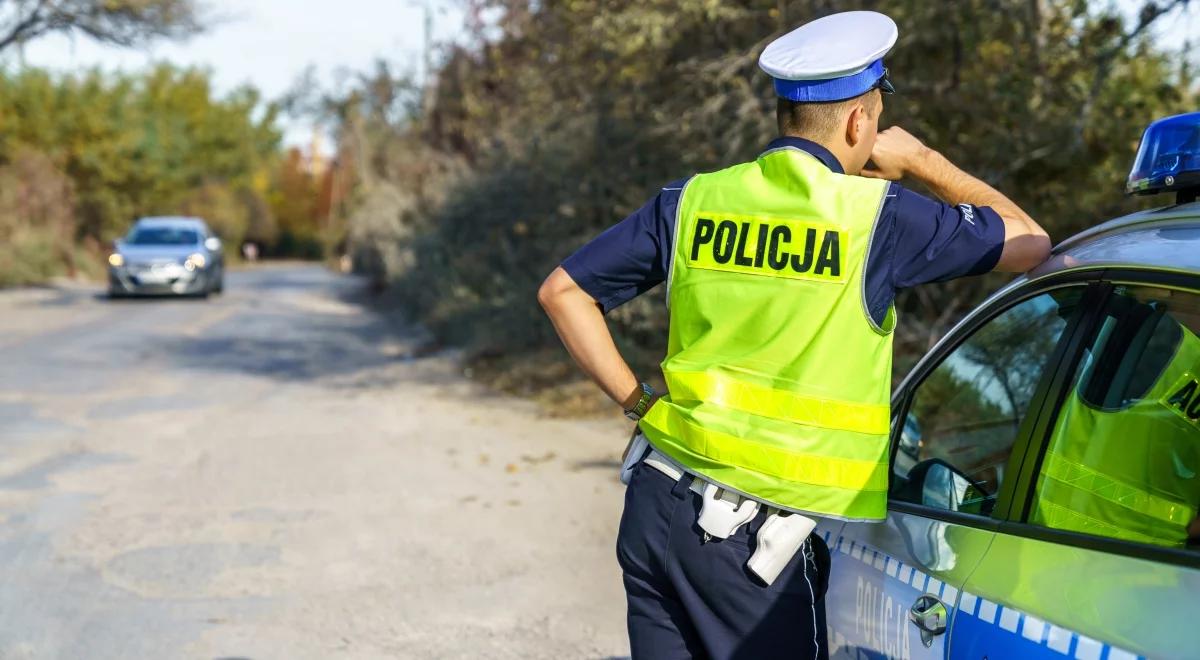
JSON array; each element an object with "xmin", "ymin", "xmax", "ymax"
[
  {"xmin": 697, "ymin": 482, "xmax": 759, "ymax": 539},
  {"xmin": 747, "ymin": 509, "xmax": 817, "ymax": 586}
]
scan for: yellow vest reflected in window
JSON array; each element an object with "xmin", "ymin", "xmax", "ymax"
[{"xmin": 1033, "ymin": 305, "xmax": 1200, "ymax": 547}]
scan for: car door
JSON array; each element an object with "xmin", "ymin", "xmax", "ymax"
[
  {"xmin": 952, "ymin": 277, "xmax": 1200, "ymax": 660},
  {"xmin": 824, "ymin": 282, "xmax": 1094, "ymax": 660}
]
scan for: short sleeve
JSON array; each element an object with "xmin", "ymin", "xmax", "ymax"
[
  {"xmin": 560, "ymin": 179, "xmax": 686, "ymax": 312},
  {"xmin": 886, "ymin": 183, "xmax": 1006, "ymax": 288}
]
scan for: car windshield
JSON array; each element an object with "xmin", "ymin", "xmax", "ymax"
[{"xmin": 126, "ymin": 226, "xmax": 200, "ymax": 246}]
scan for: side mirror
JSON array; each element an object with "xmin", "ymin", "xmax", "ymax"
[
  {"xmin": 204, "ymin": 237, "xmax": 222, "ymax": 252},
  {"xmin": 920, "ymin": 462, "xmax": 971, "ymax": 510},
  {"xmin": 919, "ymin": 460, "xmax": 992, "ymax": 515}
]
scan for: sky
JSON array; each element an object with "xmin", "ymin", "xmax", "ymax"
[{"xmin": 13, "ymin": 0, "xmax": 467, "ymax": 151}]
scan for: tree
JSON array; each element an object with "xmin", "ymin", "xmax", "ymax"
[
  {"xmin": 267, "ymin": 148, "xmax": 324, "ymax": 258},
  {"xmin": 0, "ymin": 0, "xmax": 202, "ymax": 52}
]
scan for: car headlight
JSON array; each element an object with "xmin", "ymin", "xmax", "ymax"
[
  {"xmin": 108, "ymin": 253, "xmax": 124, "ymax": 267},
  {"xmin": 184, "ymin": 253, "xmax": 207, "ymax": 271}
]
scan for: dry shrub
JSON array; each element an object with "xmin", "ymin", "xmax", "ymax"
[{"xmin": 0, "ymin": 148, "xmax": 88, "ymax": 285}]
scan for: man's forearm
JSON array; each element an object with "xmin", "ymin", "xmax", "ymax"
[
  {"xmin": 910, "ymin": 149, "xmax": 1035, "ymax": 231},
  {"xmin": 538, "ymin": 267, "xmax": 643, "ymax": 409},
  {"xmin": 909, "ymin": 148, "xmax": 1050, "ymax": 272}
]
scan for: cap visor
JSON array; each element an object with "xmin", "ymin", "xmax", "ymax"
[{"xmin": 877, "ymin": 73, "xmax": 895, "ymax": 94}]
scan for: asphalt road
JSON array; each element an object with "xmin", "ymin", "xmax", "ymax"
[{"xmin": 0, "ymin": 264, "xmax": 630, "ymax": 659}]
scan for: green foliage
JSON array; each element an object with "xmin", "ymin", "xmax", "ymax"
[
  {"xmin": 344, "ymin": 1, "xmax": 1196, "ymax": 382},
  {"xmin": 0, "ymin": 65, "xmax": 281, "ymax": 241},
  {"xmin": 267, "ymin": 148, "xmax": 326, "ymax": 259}
]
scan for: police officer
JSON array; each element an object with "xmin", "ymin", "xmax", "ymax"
[{"xmin": 539, "ymin": 11, "xmax": 1050, "ymax": 659}]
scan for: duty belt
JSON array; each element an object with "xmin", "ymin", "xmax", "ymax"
[
  {"xmin": 643, "ymin": 448, "xmax": 706, "ymax": 496},
  {"xmin": 633, "ymin": 436, "xmax": 818, "ymax": 586}
]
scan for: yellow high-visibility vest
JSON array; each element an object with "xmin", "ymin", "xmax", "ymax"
[
  {"xmin": 1033, "ymin": 310, "xmax": 1200, "ymax": 547},
  {"xmin": 639, "ymin": 147, "xmax": 893, "ymax": 521}
]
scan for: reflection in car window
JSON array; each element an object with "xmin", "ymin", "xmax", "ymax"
[
  {"xmin": 1031, "ymin": 285, "xmax": 1200, "ymax": 549},
  {"xmin": 892, "ymin": 289, "xmax": 1083, "ymax": 517},
  {"xmin": 127, "ymin": 227, "xmax": 200, "ymax": 246}
]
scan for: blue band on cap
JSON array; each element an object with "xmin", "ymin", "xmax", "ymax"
[{"xmin": 774, "ymin": 59, "xmax": 886, "ymax": 102}]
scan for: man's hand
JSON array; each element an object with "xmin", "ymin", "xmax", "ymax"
[{"xmin": 862, "ymin": 126, "xmax": 928, "ymax": 181}]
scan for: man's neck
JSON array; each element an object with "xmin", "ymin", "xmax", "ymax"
[
  {"xmin": 778, "ymin": 133, "xmax": 854, "ymax": 174},
  {"xmin": 810, "ymin": 138, "xmax": 854, "ymax": 174}
]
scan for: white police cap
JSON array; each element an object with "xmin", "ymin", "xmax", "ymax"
[{"xmin": 759, "ymin": 11, "xmax": 897, "ymax": 102}]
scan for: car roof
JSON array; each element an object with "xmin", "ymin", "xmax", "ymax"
[
  {"xmin": 1028, "ymin": 199, "xmax": 1200, "ymax": 279},
  {"xmin": 133, "ymin": 216, "xmax": 209, "ymax": 230},
  {"xmin": 943, "ymin": 199, "xmax": 1200, "ymax": 342}
]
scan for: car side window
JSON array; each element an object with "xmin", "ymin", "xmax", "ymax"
[
  {"xmin": 892, "ymin": 289, "xmax": 1084, "ymax": 517},
  {"xmin": 1030, "ymin": 285, "xmax": 1200, "ymax": 550}
]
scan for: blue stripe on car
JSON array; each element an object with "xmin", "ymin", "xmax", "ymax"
[{"xmin": 824, "ymin": 533, "xmax": 1142, "ymax": 660}]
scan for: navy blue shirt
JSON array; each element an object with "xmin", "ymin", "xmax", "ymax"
[{"xmin": 562, "ymin": 137, "xmax": 1005, "ymax": 326}]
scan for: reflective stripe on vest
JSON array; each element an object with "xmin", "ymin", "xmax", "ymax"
[
  {"xmin": 639, "ymin": 147, "xmax": 893, "ymax": 521},
  {"xmin": 664, "ymin": 369, "xmax": 890, "ymax": 436},
  {"xmin": 1030, "ymin": 499, "xmax": 1171, "ymax": 547},
  {"xmin": 1041, "ymin": 453, "xmax": 1193, "ymax": 527},
  {"xmin": 641, "ymin": 402, "xmax": 889, "ymax": 491}
]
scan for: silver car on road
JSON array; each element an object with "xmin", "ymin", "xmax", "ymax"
[{"xmin": 107, "ymin": 217, "xmax": 225, "ymax": 298}]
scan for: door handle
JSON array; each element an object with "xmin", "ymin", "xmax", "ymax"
[{"xmin": 908, "ymin": 594, "xmax": 948, "ymax": 647}]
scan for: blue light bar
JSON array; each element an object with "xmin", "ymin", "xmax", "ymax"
[{"xmin": 1127, "ymin": 111, "xmax": 1200, "ymax": 198}]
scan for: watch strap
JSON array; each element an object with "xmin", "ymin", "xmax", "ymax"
[{"xmin": 624, "ymin": 382, "xmax": 655, "ymax": 421}]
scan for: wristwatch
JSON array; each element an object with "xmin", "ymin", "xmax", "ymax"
[{"xmin": 624, "ymin": 382, "xmax": 656, "ymax": 421}]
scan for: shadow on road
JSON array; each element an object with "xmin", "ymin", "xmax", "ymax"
[
  {"xmin": 573, "ymin": 459, "xmax": 623, "ymax": 471},
  {"xmin": 100, "ymin": 293, "xmax": 212, "ymax": 302},
  {"xmin": 140, "ymin": 268, "xmax": 461, "ymax": 390}
]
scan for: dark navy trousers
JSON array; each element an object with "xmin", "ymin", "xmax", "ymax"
[{"xmin": 616, "ymin": 458, "xmax": 831, "ymax": 660}]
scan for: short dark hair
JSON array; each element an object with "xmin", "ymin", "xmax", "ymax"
[{"xmin": 776, "ymin": 89, "xmax": 881, "ymax": 140}]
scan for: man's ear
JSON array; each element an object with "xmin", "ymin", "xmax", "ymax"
[{"xmin": 844, "ymin": 102, "xmax": 866, "ymax": 147}]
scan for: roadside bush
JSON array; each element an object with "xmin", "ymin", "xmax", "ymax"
[
  {"xmin": 0, "ymin": 148, "xmax": 84, "ymax": 285},
  {"xmin": 345, "ymin": 182, "xmax": 418, "ymax": 287},
  {"xmin": 0, "ymin": 228, "xmax": 65, "ymax": 286}
]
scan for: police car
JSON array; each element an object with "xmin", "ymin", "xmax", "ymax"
[{"xmin": 820, "ymin": 112, "xmax": 1200, "ymax": 659}]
